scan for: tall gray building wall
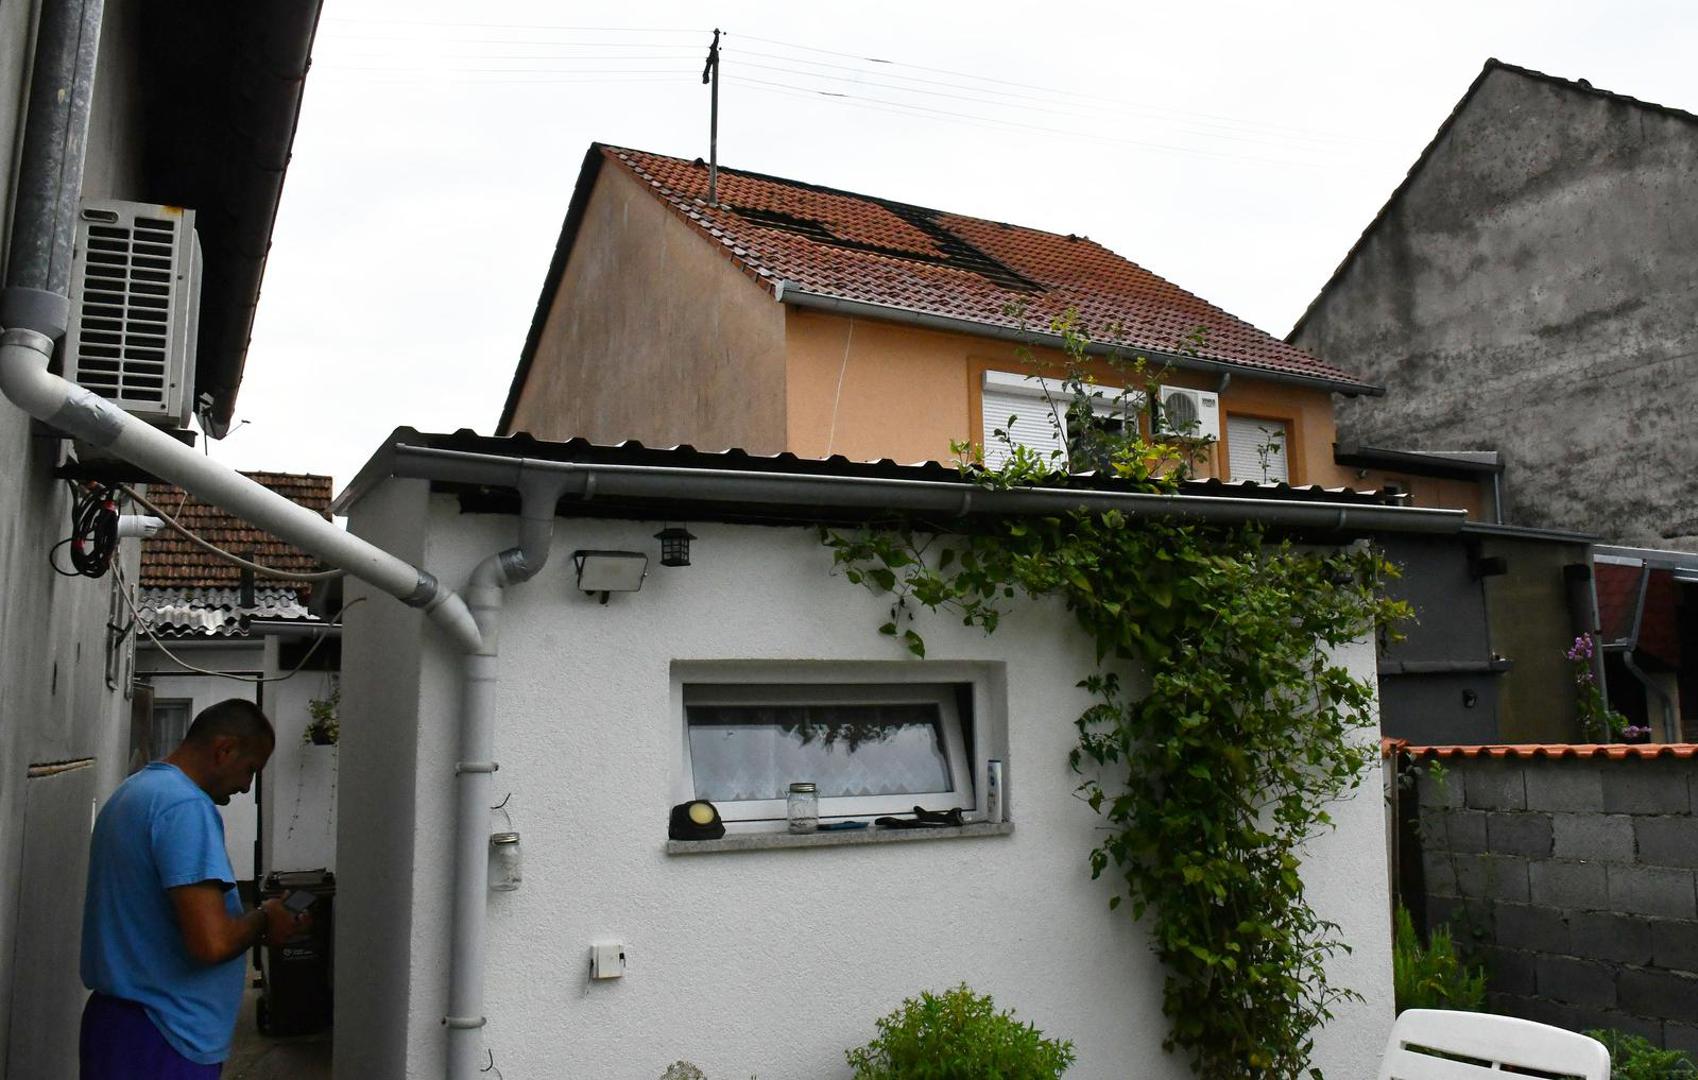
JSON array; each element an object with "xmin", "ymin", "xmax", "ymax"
[
  {"xmin": 0, "ymin": 3, "xmax": 148, "ymax": 1075},
  {"xmin": 1292, "ymin": 63, "xmax": 1698, "ymax": 551}
]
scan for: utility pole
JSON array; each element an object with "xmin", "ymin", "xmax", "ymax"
[{"xmin": 702, "ymin": 28, "xmax": 720, "ymax": 207}]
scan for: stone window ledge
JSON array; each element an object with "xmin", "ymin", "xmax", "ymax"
[{"xmin": 665, "ymin": 821, "xmax": 1014, "ymax": 855}]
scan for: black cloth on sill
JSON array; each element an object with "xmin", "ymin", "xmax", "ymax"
[{"xmin": 875, "ymin": 806, "xmax": 965, "ymax": 829}]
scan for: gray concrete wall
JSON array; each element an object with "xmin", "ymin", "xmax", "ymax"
[
  {"xmin": 0, "ymin": 2, "xmax": 154, "ymax": 1073},
  {"xmin": 1415, "ymin": 754, "xmax": 1698, "ymax": 1052},
  {"xmin": 1293, "ymin": 65, "xmax": 1698, "ymax": 550}
]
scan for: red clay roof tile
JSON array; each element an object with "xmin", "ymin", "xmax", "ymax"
[
  {"xmin": 603, "ymin": 146, "xmax": 1372, "ymax": 390},
  {"xmin": 1384, "ymin": 736, "xmax": 1698, "ymax": 760},
  {"xmin": 139, "ymin": 472, "xmax": 333, "ymax": 600}
]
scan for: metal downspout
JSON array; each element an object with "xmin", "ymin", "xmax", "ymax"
[
  {"xmin": 0, "ymin": 0, "xmax": 102, "ymax": 336},
  {"xmin": 444, "ymin": 471, "xmax": 569, "ymax": 1080}
]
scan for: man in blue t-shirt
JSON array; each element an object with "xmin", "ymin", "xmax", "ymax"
[{"xmin": 80, "ymin": 698, "xmax": 309, "ymax": 1078}]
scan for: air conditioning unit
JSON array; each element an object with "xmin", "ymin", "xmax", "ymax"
[
  {"xmin": 1156, "ymin": 385, "xmax": 1221, "ymax": 442},
  {"xmin": 63, "ymin": 199, "xmax": 202, "ymax": 429}
]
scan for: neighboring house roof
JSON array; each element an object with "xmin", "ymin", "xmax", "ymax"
[
  {"xmin": 338, "ymin": 427, "xmax": 1413, "ymax": 522},
  {"xmin": 139, "ymin": 471, "xmax": 332, "ymax": 636},
  {"xmin": 499, "ymin": 144, "xmax": 1376, "ymax": 431},
  {"xmin": 1594, "ymin": 562, "xmax": 1681, "ymax": 667},
  {"xmin": 1385, "ymin": 737, "xmax": 1698, "ymax": 760},
  {"xmin": 1288, "ymin": 58, "xmax": 1698, "ymax": 341}
]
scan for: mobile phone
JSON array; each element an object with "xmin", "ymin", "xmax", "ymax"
[{"xmin": 281, "ymin": 890, "xmax": 317, "ymax": 915}]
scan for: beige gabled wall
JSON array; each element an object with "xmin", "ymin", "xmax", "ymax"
[{"xmin": 507, "ymin": 163, "xmax": 788, "ymax": 452}]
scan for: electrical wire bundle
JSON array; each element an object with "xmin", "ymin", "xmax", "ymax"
[{"xmin": 55, "ymin": 481, "xmax": 121, "ymax": 578}]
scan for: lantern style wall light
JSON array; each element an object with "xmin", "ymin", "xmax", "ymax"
[
  {"xmin": 572, "ymin": 549, "xmax": 648, "ymax": 603},
  {"xmin": 654, "ymin": 526, "xmax": 696, "ymax": 567}
]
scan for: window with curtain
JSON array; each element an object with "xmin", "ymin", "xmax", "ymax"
[{"xmin": 683, "ymin": 682, "xmax": 974, "ymax": 822}]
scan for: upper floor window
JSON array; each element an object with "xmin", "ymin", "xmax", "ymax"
[
  {"xmin": 979, "ymin": 370, "xmax": 1141, "ymax": 471},
  {"xmin": 1226, "ymin": 415, "xmax": 1290, "ymax": 483}
]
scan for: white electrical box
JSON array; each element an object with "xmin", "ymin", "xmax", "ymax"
[
  {"xmin": 64, "ymin": 198, "xmax": 202, "ymax": 429},
  {"xmin": 590, "ymin": 942, "xmax": 625, "ymax": 979}
]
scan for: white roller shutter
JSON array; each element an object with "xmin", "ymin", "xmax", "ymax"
[
  {"xmin": 981, "ymin": 382, "xmax": 1065, "ymax": 469},
  {"xmin": 1227, "ymin": 415, "xmax": 1290, "ymax": 483}
]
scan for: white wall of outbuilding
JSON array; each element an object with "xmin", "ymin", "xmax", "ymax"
[{"xmin": 339, "ymin": 481, "xmax": 1394, "ymax": 1080}]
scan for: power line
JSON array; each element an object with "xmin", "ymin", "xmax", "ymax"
[
  {"xmin": 726, "ymin": 59, "xmax": 1357, "ymax": 154},
  {"xmin": 737, "ymin": 79, "xmax": 1325, "ymax": 171}
]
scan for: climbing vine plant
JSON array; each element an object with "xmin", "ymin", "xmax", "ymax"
[{"xmin": 821, "ymin": 317, "xmax": 1408, "ymax": 1079}]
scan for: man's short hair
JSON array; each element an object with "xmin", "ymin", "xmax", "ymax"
[{"xmin": 183, "ymin": 699, "xmax": 275, "ymax": 749}]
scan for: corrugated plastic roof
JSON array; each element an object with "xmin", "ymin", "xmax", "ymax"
[
  {"xmin": 339, "ymin": 427, "xmax": 1410, "ymax": 520},
  {"xmin": 138, "ymin": 586, "xmax": 311, "ymax": 637},
  {"xmin": 601, "ymin": 146, "xmax": 1370, "ymax": 392},
  {"xmin": 140, "ymin": 472, "xmax": 333, "ymax": 600}
]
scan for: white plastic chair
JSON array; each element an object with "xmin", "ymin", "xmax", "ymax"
[{"xmin": 1377, "ymin": 1008, "xmax": 1611, "ymax": 1080}]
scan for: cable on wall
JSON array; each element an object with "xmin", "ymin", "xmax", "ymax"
[{"xmin": 121, "ymin": 483, "xmax": 345, "ymax": 582}]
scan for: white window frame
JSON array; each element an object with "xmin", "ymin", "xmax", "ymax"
[
  {"xmin": 980, "ymin": 370, "xmax": 1144, "ymax": 470},
  {"xmin": 674, "ymin": 661, "xmax": 1003, "ymax": 829}
]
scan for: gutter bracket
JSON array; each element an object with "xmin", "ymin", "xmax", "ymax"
[{"xmin": 455, "ymin": 761, "xmax": 499, "ymax": 775}]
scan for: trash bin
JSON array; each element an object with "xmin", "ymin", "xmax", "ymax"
[{"xmin": 256, "ymin": 869, "xmax": 335, "ymax": 1037}]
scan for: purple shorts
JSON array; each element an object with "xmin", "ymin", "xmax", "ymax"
[{"xmin": 80, "ymin": 993, "xmax": 221, "ymax": 1079}]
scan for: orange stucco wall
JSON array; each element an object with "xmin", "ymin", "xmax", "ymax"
[
  {"xmin": 783, "ymin": 307, "xmax": 1382, "ymax": 488},
  {"xmin": 507, "ymin": 164, "xmax": 789, "ymax": 452}
]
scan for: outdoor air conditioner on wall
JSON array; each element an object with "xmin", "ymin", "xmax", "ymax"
[
  {"xmin": 63, "ymin": 199, "xmax": 202, "ymax": 429},
  {"xmin": 1156, "ymin": 385, "xmax": 1221, "ymax": 442}
]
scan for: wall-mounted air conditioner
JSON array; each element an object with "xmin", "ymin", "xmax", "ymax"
[
  {"xmin": 63, "ymin": 199, "xmax": 201, "ymax": 429},
  {"xmin": 1155, "ymin": 385, "xmax": 1221, "ymax": 442}
]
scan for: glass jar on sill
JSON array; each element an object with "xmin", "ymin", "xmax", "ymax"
[{"xmin": 786, "ymin": 782, "xmax": 819, "ymax": 834}]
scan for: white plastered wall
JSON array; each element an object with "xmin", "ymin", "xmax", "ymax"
[
  {"xmin": 260, "ymin": 636, "xmax": 339, "ymax": 874},
  {"xmin": 340, "ymin": 482, "xmax": 1394, "ymax": 1080}
]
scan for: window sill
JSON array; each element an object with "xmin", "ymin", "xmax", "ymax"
[{"xmin": 665, "ymin": 821, "xmax": 1015, "ymax": 855}]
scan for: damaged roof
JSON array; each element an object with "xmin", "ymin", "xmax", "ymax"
[{"xmin": 500, "ymin": 144, "xmax": 1377, "ymax": 431}]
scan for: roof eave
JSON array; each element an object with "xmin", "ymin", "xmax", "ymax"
[{"xmin": 777, "ymin": 284, "xmax": 1383, "ymax": 397}]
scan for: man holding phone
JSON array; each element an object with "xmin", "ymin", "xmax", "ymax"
[{"xmin": 79, "ymin": 699, "xmax": 311, "ymax": 1078}]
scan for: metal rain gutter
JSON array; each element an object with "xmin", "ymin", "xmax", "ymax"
[
  {"xmin": 773, "ymin": 280, "xmax": 1386, "ymax": 399},
  {"xmin": 373, "ymin": 442, "xmax": 1468, "ymax": 535}
]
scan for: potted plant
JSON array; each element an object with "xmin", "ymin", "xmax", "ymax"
[{"xmin": 303, "ymin": 686, "xmax": 340, "ymax": 746}]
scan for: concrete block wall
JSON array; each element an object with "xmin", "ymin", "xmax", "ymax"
[{"xmin": 1415, "ymin": 755, "xmax": 1698, "ymax": 1052}]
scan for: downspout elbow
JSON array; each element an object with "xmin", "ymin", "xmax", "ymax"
[
  {"xmin": 468, "ymin": 469, "xmax": 570, "ymax": 592},
  {"xmin": 2, "ymin": 328, "xmax": 94, "ymax": 429}
]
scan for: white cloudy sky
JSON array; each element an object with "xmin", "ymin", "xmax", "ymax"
[{"xmin": 214, "ymin": 0, "xmax": 1698, "ymax": 493}]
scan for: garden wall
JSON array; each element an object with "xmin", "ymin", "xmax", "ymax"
[{"xmin": 1408, "ymin": 747, "xmax": 1698, "ymax": 1052}]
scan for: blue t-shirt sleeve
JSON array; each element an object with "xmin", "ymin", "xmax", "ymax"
[{"xmin": 151, "ymin": 798, "xmax": 234, "ymax": 890}]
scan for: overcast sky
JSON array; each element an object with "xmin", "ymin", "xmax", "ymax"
[{"xmin": 213, "ymin": 0, "xmax": 1698, "ymax": 495}]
